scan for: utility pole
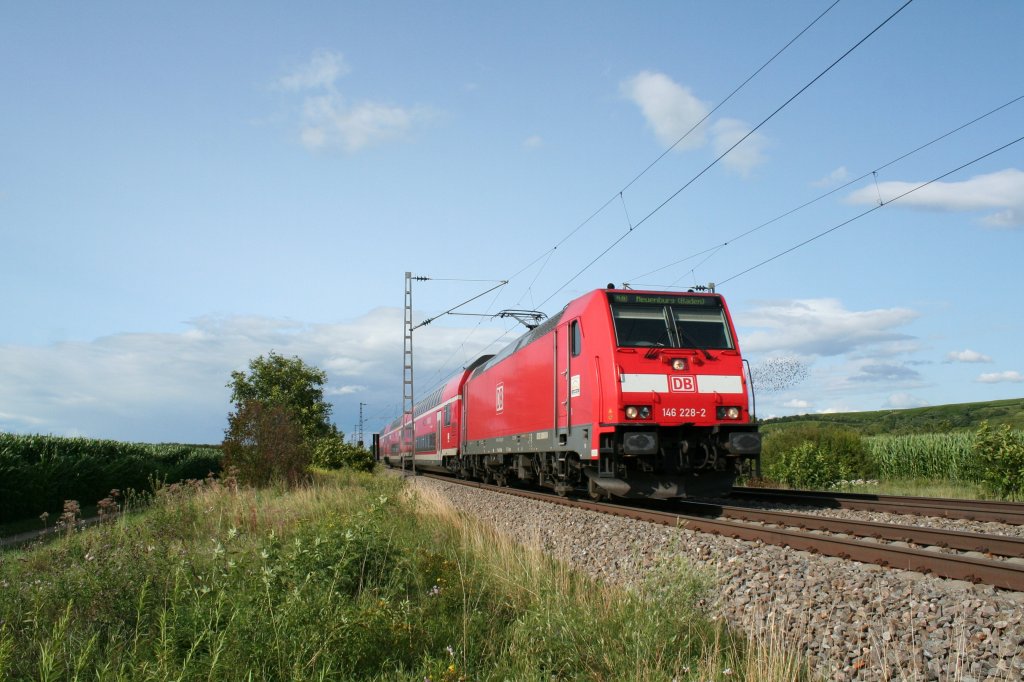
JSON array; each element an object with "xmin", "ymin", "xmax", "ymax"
[
  {"xmin": 402, "ymin": 272, "xmax": 507, "ymax": 478},
  {"xmin": 403, "ymin": 272, "xmax": 416, "ymax": 475},
  {"xmin": 358, "ymin": 402, "xmax": 366, "ymax": 448}
]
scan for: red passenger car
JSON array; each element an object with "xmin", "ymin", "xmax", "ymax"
[
  {"xmin": 378, "ymin": 356, "xmax": 492, "ymax": 472},
  {"xmin": 381, "ymin": 286, "xmax": 760, "ymax": 499}
]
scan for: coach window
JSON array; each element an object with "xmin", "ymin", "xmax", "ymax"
[
  {"xmin": 571, "ymin": 320, "xmax": 582, "ymax": 357},
  {"xmin": 444, "ymin": 403, "xmax": 451, "ymax": 426}
]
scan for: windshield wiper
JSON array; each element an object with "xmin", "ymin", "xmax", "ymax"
[{"xmin": 676, "ymin": 327, "xmax": 714, "ymax": 360}]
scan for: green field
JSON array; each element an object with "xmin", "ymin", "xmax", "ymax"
[
  {"xmin": 0, "ymin": 433, "xmax": 222, "ymax": 526},
  {"xmin": 756, "ymin": 399, "xmax": 1024, "ymax": 499},
  {"xmin": 759, "ymin": 397, "xmax": 1024, "ymax": 435}
]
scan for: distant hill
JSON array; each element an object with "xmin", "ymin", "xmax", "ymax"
[{"xmin": 760, "ymin": 398, "xmax": 1024, "ymax": 435}]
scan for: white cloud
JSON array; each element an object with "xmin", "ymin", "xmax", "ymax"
[
  {"xmin": 621, "ymin": 71, "xmax": 709, "ymax": 149},
  {"xmin": 885, "ymin": 393, "xmax": 929, "ymax": 409},
  {"xmin": 327, "ymin": 385, "xmax": 368, "ymax": 396},
  {"xmin": 977, "ymin": 370, "xmax": 1024, "ymax": 384},
  {"xmin": 710, "ymin": 118, "xmax": 768, "ymax": 176},
  {"xmin": 277, "ymin": 50, "xmax": 434, "ymax": 153},
  {"xmin": 845, "ymin": 168, "xmax": 1024, "ymax": 228},
  {"xmin": 739, "ymin": 298, "xmax": 918, "ymax": 357},
  {"xmin": 813, "ymin": 166, "xmax": 849, "ymax": 187},
  {"xmin": 783, "ymin": 399, "xmax": 811, "ymax": 409},
  {"xmin": 524, "ymin": 135, "xmax": 544, "ymax": 149},
  {"xmin": 621, "ymin": 71, "xmax": 768, "ymax": 174},
  {"xmin": 278, "ymin": 50, "xmax": 350, "ymax": 91},
  {"xmin": 0, "ymin": 310, "xmax": 506, "ymax": 443},
  {"xmin": 300, "ymin": 94, "xmax": 428, "ymax": 152},
  {"xmin": 946, "ymin": 349, "xmax": 992, "ymax": 363}
]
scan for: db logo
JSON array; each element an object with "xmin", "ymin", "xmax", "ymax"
[
  {"xmin": 496, "ymin": 383, "xmax": 504, "ymax": 413},
  {"xmin": 669, "ymin": 376, "xmax": 696, "ymax": 393}
]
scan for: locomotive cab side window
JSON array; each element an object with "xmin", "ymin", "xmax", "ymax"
[{"xmin": 570, "ymin": 320, "xmax": 582, "ymax": 357}]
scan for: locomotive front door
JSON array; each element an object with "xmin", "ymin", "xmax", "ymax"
[{"xmin": 554, "ymin": 321, "xmax": 572, "ymax": 441}]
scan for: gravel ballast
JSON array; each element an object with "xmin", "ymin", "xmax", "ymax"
[{"xmin": 410, "ymin": 476, "xmax": 1024, "ymax": 681}]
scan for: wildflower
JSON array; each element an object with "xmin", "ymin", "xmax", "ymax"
[
  {"xmin": 428, "ymin": 584, "xmax": 441, "ymax": 597},
  {"xmin": 446, "ymin": 645, "xmax": 454, "ymax": 657}
]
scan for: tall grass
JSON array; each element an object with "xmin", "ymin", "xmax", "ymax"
[{"xmin": 0, "ymin": 470, "xmax": 808, "ymax": 680}]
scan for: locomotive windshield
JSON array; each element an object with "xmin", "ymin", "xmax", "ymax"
[{"xmin": 608, "ymin": 294, "xmax": 734, "ymax": 350}]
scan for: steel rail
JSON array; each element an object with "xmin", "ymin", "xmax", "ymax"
[
  {"xmin": 729, "ymin": 487, "xmax": 1024, "ymax": 525},
  {"xmin": 669, "ymin": 500, "xmax": 1024, "ymax": 559},
  {"xmin": 418, "ymin": 474, "xmax": 1024, "ymax": 591}
]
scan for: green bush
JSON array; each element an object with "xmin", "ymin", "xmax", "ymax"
[
  {"xmin": 311, "ymin": 436, "xmax": 376, "ymax": 472},
  {"xmin": 763, "ymin": 441, "xmax": 851, "ymax": 489},
  {"xmin": 760, "ymin": 424, "xmax": 873, "ymax": 486},
  {"xmin": 971, "ymin": 421, "xmax": 1024, "ymax": 499}
]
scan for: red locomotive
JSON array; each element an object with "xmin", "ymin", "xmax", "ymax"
[{"xmin": 378, "ymin": 286, "xmax": 760, "ymax": 499}]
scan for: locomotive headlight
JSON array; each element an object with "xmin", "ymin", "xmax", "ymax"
[
  {"xmin": 670, "ymin": 358, "xmax": 688, "ymax": 371},
  {"xmin": 717, "ymin": 406, "xmax": 741, "ymax": 420},
  {"xmin": 625, "ymin": 405, "xmax": 651, "ymax": 420}
]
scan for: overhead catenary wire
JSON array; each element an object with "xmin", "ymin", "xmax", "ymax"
[
  {"xmin": 625, "ymin": 92, "xmax": 1024, "ymax": 286},
  {"xmin": 717, "ymin": 133, "xmax": 1024, "ymax": 285},
  {"xmin": 398, "ymin": 2, "xmax": 852, "ymax": 393},
  {"xmin": 500, "ymin": 0, "xmax": 846, "ymax": 301},
  {"xmin": 378, "ymin": 0, "xmax": 925, "ymax": 430},
  {"xmin": 537, "ymin": 0, "xmax": 916, "ymax": 308}
]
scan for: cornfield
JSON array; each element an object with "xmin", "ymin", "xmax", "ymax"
[
  {"xmin": 867, "ymin": 431, "xmax": 977, "ymax": 481},
  {"xmin": 0, "ymin": 433, "xmax": 221, "ymax": 523}
]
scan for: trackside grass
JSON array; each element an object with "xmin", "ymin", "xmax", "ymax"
[{"xmin": 0, "ymin": 471, "xmax": 807, "ymax": 681}]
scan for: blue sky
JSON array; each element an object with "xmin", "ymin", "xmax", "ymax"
[{"xmin": 2, "ymin": 1, "xmax": 1022, "ymax": 443}]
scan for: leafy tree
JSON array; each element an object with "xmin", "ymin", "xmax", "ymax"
[
  {"xmin": 224, "ymin": 352, "xmax": 377, "ymax": 482},
  {"xmin": 223, "ymin": 402, "xmax": 310, "ymax": 487},
  {"xmin": 228, "ymin": 351, "xmax": 335, "ymax": 443}
]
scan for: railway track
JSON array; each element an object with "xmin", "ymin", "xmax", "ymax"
[
  {"xmin": 416, "ymin": 473, "xmax": 1024, "ymax": 591},
  {"xmin": 729, "ymin": 486, "xmax": 1024, "ymax": 524}
]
